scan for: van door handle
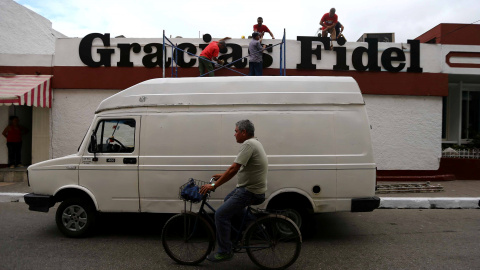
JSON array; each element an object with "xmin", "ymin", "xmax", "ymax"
[{"xmin": 123, "ymin": 158, "xmax": 137, "ymax": 164}]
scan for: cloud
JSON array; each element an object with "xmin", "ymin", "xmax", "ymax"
[{"xmin": 15, "ymin": 0, "xmax": 480, "ymax": 42}]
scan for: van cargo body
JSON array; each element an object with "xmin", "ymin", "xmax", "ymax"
[{"xmin": 25, "ymin": 76, "xmax": 379, "ymax": 237}]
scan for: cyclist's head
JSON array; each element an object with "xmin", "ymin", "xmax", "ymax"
[
  {"xmin": 235, "ymin": 120, "xmax": 255, "ymax": 137},
  {"xmin": 235, "ymin": 120, "xmax": 255, "ymax": 143}
]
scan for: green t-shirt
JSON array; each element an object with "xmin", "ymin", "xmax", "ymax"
[{"xmin": 234, "ymin": 138, "xmax": 268, "ymax": 194}]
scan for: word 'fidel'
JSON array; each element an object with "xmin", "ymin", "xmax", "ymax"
[
  {"xmin": 296, "ymin": 36, "xmax": 422, "ymax": 72},
  {"xmin": 79, "ymin": 33, "xmax": 423, "ymax": 73}
]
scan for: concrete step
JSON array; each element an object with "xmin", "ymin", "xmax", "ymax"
[{"xmin": 0, "ymin": 168, "xmax": 27, "ymax": 182}]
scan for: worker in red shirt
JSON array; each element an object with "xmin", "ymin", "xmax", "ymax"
[
  {"xmin": 253, "ymin": 17, "xmax": 275, "ymax": 39},
  {"xmin": 199, "ymin": 39, "xmax": 227, "ymax": 77},
  {"xmin": 2, "ymin": 116, "xmax": 28, "ymax": 168},
  {"xmin": 320, "ymin": 8, "xmax": 338, "ymax": 41}
]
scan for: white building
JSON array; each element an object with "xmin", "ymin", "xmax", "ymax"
[
  {"xmin": 0, "ymin": 0, "xmax": 65, "ymax": 166},
  {"xmin": 1, "ymin": 0, "xmax": 479, "ymax": 179}
]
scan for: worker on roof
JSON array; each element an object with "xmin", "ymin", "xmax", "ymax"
[
  {"xmin": 253, "ymin": 17, "xmax": 275, "ymax": 39},
  {"xmin": 199, "ymin": 38, "xmax": 228, "ymax": 77},
  {"xmin": 248, "ymin": 32, "xmax": 266, "ymax": 76},
  {"xmin": 320, "ymin": 8, "xmax": 338, "ymax": 41}
]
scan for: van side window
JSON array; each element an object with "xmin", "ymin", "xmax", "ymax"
[{"xmin": 89, "ymin": 119, "xmax": 136, "ymax": 153}]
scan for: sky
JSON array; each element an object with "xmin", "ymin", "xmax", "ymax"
[{"xmin": 15, "ymin": 0, "xmax": 480, "ymax": 43}]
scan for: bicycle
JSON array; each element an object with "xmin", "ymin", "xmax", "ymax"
[{"xmin": 162, "ymin": 178, "xmax": 302, "ymax": 270}]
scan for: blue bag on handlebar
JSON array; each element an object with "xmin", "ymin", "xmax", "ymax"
[{"xmin": 181, "ymin": 178, "xmax": 204, "ymax": 203}]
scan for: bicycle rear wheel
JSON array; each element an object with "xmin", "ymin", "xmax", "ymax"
[
  {"xmin": 245, "ymin": 215, "xmax": 302, "ymax": 270},
  {"xmin": 162, "ymin": 212, "xmax": 215, "ymax": 265}
]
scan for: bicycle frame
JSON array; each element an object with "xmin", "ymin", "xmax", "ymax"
[
  {"xmin": 185, "ymin": 190, "xmax": 270, "ymax": 251},
  {"xmin": 165, "ymin": 180, "xmax": 302, "ymax": 268}
]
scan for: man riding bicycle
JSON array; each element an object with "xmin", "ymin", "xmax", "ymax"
[{"xmin": 200, "ymin": 119, "xmax": 268, "ymax": 263}]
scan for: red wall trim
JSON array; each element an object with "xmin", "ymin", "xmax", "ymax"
[
  {"xmin": 1, "ymin": 65, "xmax": 448, "ymax": 96},
  {"xmin": 446, "ymin": 52, "xmax": 480, "ymax": 68},
  {"xmin": 378, "ymin": 158, "xmax": 480, "ymax": 181},
  {"xmin": 0, "ymin": 66, "xmax": 53, "ymax": 75},
  {"xmin": 51, "ymin": 66, "xmax": 448, "ymax": 96}
]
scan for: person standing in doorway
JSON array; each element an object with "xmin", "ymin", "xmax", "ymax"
[
  {"xmin": 2, "ymin": 116, "xmax": 28, "ymax": 168},
  {"xmin": 253, "ymin": 17, "xmax": 275, "ymax": 39},
  {"xmin": 248, "ymin": 32, "xmax": 266, "ymax": 76}
]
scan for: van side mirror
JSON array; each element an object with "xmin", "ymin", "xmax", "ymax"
[
  {"xmin": 90, "ymin": 133, "xmax": 99, "ymax": 162},
  {"xmin": 90, "ymin": 133, "xmax": 98, "ymax": 153}
]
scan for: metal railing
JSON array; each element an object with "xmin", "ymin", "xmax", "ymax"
[
  {"xmin": 162, "ymin": 29, "xmax": 287, "ymax": 78},
  {"xmin": 442, "ymin": 148, "xmax": 480, "ymax": 159}
]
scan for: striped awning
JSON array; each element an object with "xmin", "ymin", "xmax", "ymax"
[{"xmin": 0, "ymin": 75, "xmax": 53, "ymax": 108}]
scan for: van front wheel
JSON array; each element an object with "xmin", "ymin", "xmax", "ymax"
[{"xmin": 55, "ymin": 198, "xmax": 96, "ymax": 238}]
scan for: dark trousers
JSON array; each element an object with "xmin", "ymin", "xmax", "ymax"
[
  {"xmin": 7, "ymin": 142, "xmax": 22, "ymax": 166},
  {"xmin": 215, "ymin": 187, "xmax": 265, "ymax": 254},
  {"xmin": 248, "ymin": 62, "xmax": 263, "ymax": 76},
  {"xmin": 199, "ymin": 56, "xmax": 214, "ymax": 77}
]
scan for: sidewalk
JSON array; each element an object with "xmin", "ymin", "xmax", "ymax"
[
  {"xmin": 376, "ymin": 180, "xmax": 480, "ymax": 197},
  {"xmin": 377, "ymin": 180, "xmax": 480, "ymax": 209}
]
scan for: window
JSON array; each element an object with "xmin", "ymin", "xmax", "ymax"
[
  {"xmin": 90, "ymin": 119, "xmax": 136, "ymax": 153},
  {"xmin": 443, "ymin": 82, "xmax": 480, "ymax": 145},
  {"xmin": 461, "ymin": 91, "xmax": 480, "ymax": 140},
  {"xmin": 442, "ymin": 96, "xmax": 447, "ymax": 140}
]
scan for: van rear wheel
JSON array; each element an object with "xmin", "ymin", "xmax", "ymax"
[
  {"xmin": 273, "ymin": 207, "xmax": 314, "ymax": 237},
  {"xmin": 281, "ymin": 208, "xmax": 303, "ymax": 229},
  {"xmin": 55, "ymin": 198, "xmax": 96, "ymax": 238}
]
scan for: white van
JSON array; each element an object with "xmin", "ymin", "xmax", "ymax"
[{"xmin": 25, "ymin": 76, "xmax": 379, "ymax": 237}]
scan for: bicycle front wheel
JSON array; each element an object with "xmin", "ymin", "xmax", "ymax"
[
  {"xmin": 162, "ymin": 212, "xmax": 215, "ymax": 265},
  {"xmin": 245, "ymin": 215, "xmax": 302, "ymax": 270}
]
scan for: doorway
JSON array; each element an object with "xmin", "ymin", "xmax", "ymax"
[{"xmin": 9, "ymin": 105, "xmax": 32, "ymax": 166}]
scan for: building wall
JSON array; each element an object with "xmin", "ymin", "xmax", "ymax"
[
  {"xmin": 0, "ymin": 0, "xmax": 66, "ymax": 55},
  {"xmin": 364, "ymin": 95, "xmax": 442, "ymax": 170},
  {"xmin": 51, "ymin": 89, "xmax": 119, "ymax": 158},
  {"xmin": 415, "ymin": 24, "xmax": 480, "ymax": 46},
  {"xmin": 32, "ymin": 107, "xmax": 51, "ymax": 163}
]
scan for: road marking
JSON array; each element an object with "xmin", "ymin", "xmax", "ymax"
[
  {"xmin": 0, "ymin": 192, "xmax": 27, "ymax": 203},
  {"xmin": 380, "ymin": 197, "xmax": 480, "ymax": 209}
]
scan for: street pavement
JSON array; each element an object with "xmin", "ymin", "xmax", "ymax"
[
  {"xmin": 0, "ymin": 202, "xmax": 479, "ymax": 270},
  {"xmin": 1, "ymin": 180, "xmax": 479, "ymax": 269}
]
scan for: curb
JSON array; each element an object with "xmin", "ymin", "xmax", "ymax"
[
  {"xmin": 380, "ymin": 197, "xmax": 480, "ymax": 209},
  {"xmin": 0, "ymin": 192, "xmax": 27, "ymax": 203}
]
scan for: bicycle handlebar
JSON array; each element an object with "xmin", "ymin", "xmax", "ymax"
[{"xmin": 209, "ymin": 177, "xmax": 216, "ymax": 184}]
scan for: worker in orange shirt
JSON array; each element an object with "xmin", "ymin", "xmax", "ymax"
[{"xmin": 199, "ymin": 37, "xmax": 232, "ymax": 76}]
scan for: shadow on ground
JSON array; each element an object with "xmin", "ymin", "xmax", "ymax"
[{"xmin": 92, "ymin": 211, "xmax": 358, "ymax": 242}]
